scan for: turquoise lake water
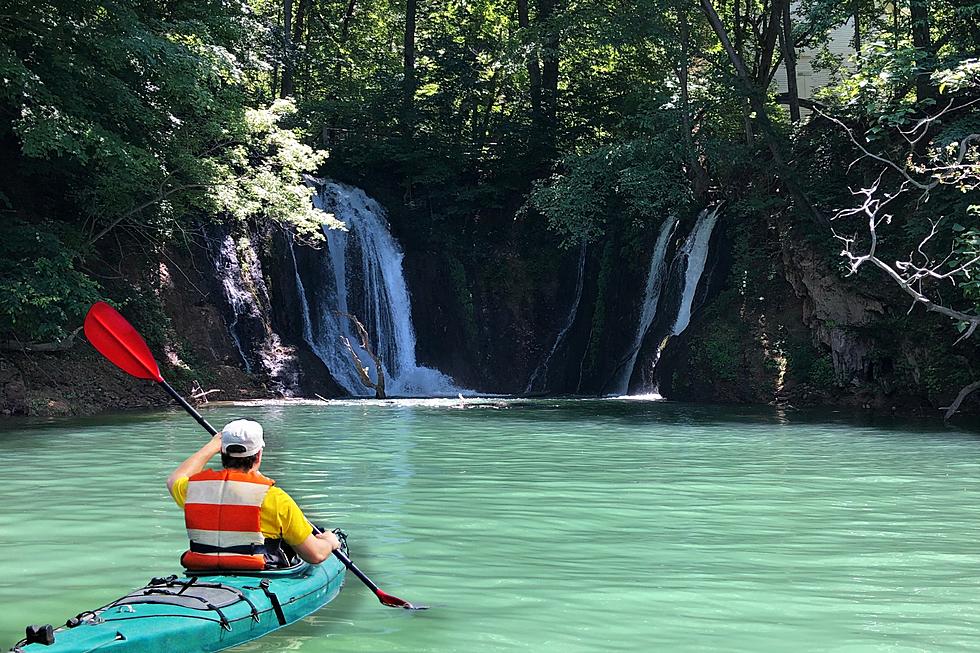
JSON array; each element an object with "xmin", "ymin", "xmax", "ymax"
[{"xmin": 2, "ymin": 399, "xmax": 980, "ymax": 651}]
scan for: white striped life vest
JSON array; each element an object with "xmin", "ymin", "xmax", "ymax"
[{"xmin": 181, "ymin": 469, "xmax": 274, "ymax": 571}]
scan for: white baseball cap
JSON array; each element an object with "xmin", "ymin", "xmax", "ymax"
[{"xmin": 221, "ymin": 419, "xmax": 265, "ymax": 457}]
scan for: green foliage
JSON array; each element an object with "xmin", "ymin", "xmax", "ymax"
[
  {"xmin": 202, "ymin": 100, "xmax": 339, "ymax": 242},
  {"xmin": 0, "ymin": 0, "xmax": 335, "ymax": 346},
  {"xmin": 529, "ymin": 137, "xmax": 692, "ymax": 247},
  {"xmin": 952, "ymin": 223, "xmax": 980, "ymax": 308},
  {"xmin": 690, "ymin": 325, "xmax": 742, "ymax": 383},
  {"xmin": 807, "ymin": 356, "xmax": 836, "ymax": 390},
  {"xmin": 0, "ymin": 221, "xmax": 101, "ymax": 342}
]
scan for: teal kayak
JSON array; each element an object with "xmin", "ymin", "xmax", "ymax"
[{"xmin": 9, "ymin": 555, "xmax": 346, "ymax": 653}]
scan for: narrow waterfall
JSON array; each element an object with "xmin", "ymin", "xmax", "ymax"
[
  {"xmin": 610, "ymin": 217, "xmax": 679, "ymax": 395},
  {"xmin": 525, "ymin": 241, "xmax": 587, "ymax": 394},
  {"xmin": 611, "ymin": 206, "xmax": 721, "ymax": 396},
  {"xmin": 290, "ymin": 181, "xmax": 463, "ymax": 397},
  {"xmin": 211, "ymin": 234, "xmax": 254, "ymax": 371},
  {"xmin": 671, "ymin": 206, "xmax": 721, "ymax": 335},
  {"xmin": 208, "ymin": 232, "xmax": 300, "ymax": 395}
]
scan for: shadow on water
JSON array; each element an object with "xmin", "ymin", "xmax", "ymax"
[
  {"xmin": 4, "ymin": 397, "xmax": 977, "ymax": 436},
  {"xmin": 327, "ymin": 397, "xmax": 980, "ymax": 436}
]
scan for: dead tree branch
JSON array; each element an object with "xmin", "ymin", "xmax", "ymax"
[
  {"xmin": 942, "ymin": 380, "xmax": 980, "ymax": 422},
  {"xmin": 337, "ymin": 311, "xmax": 386, "ymax": 399},
  {"xmin": 827, "ymin": 98, "xmax": 980, "ymax": 418},
  {"xmin": 0, "ymin": 327, "xmax": 82, "ymax": 352}
]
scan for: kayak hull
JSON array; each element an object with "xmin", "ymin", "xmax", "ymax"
[{"xmin": 13, "ymin": 558, "xmax": 346, "ymax": 653}]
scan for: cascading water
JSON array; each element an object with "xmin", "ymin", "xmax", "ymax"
[
  {"xmin": 671, "ymin": 206, "xmax": 721, "ymax": 335},
  {"xmin": 290, "ymin": 181, "xmax": 463, "ymax": 397},
  {"xmin": 208, "ymin": 231, "xmax": 300, "ymax": 395},
  {"xmin": 609, "ymin": 217, "xmax": 679, "ymax": 395},
  {"xmin": 211, "ymin": 234, "xmax": 254, "ymax": 371},
  {"xmin": 525, "ymin": 242, "xmax": 588, "ymax": 394},
  {"xmin": 611, "ymin": 206, "xmax": 721, "ymax": 396}
]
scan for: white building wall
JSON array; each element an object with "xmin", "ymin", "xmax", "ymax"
[{"xmin": 774, "ymin": 18, "xmax": 857, "ymax": 100}]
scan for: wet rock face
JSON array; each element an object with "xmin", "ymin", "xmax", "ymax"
[
  {"xmin": 204, "ymin": 225, "xmax": 302, "ymax": 397},
  {"xmin": 782, "ymin": 241, "xmax": 884, "ymax": 386}
]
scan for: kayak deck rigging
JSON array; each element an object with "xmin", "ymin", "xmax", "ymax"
[{"xmin": 10, "ymin": 548, "xmax": 347, "ymax": 653}]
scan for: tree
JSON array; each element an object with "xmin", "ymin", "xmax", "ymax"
[
  {"xmin": 817, "ymin": 60, "xmax": 980, "ymax": 417},
  {"xmin": 403, "ymin": 0, "xmax": 417, "ymax": 134}
]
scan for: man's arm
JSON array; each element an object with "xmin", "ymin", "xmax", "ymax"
[
  {"xmin": 293, "ymin": 530, "xmax": 341, "ymax": 564},
  {"xmin": 167, "ymin": 433, "xmax": 222, "ymax": 493}
]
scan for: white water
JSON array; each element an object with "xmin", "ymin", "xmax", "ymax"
[
  {"xmin": 671, "ymin": 206, "xmax": 721, "ymax": 335},
  {"xmin": 211, "ymin": 234, "xmax": 255, "ymax": 371},
  {"xmin": 610, "ymin": 217, "xmax": 678, "ymax": 395},
  {"xmin": 209, "ymin": 233, "xmax": 300, "ymax": 395},
  {"xmin": 524, "ymin": 242, "xmax": 587, "ymax": 394},
  {"xmin": 292, "ymin": 181, "xmax": 463, "ymax": 397}
]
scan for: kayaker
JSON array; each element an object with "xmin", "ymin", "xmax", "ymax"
[{"xmin": 167, "ymin": 419, "xmax": 340, "ymax": 570}]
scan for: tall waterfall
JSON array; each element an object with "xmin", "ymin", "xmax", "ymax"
[
  {"xmin": 525, "ymin": 242, "xmax": 588, "ymax": 394},
  {"xmin": 609, "ymin": 217, "xmax": 678, "ymax": 395},
  {"xmin": 671, "ymin": 206, "xmax": 721, "ymax": 335},
  {"xmin": 290, "ymin": 181, "xmax": 462, "ymax": 397}
]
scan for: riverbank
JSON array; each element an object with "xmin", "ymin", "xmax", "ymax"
[{"xmin": 0, "ymin": 347, "xmax": 271, "ymax": 417}]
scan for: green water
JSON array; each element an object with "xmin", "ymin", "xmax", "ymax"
[{"xmin": 2, "ymin": 399, "xmax": 980, "ymax": 652}]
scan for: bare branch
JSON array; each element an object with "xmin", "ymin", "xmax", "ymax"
[
  {"xmin": 337, "ymin": 311, "xmax": 386, "ymax": 398},
  {"xmin": 941, "ymin": 380, "xmax": 980, "ymax": 422}
]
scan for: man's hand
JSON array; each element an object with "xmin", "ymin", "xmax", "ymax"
[
  {"xmin": 295, "ymin": 529, "xmax": 341, "ymax": 564},
  {"xmin": 167, "ymin": 432, "xmax": 224, "ymax": 493},
  {"xmin": 206, "ymin": 432, "xmax": 223, "ymax": 455},
  {"xmin": 315, "ymin": 530, "xmax": 341, "ymax": 551}
]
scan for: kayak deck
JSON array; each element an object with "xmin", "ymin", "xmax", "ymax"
[{"xmin": 11, "ymin": 557, "xmax": 346, "ymax": 653}]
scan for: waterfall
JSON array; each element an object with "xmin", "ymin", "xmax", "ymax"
[
  {"xmin": 212, "ymin": 234, "xmax": 254, "ymax": 372},
  {"xmin": 610, "ymin": 205, "xmax": 721, "ymax": 395},
  {"xmin": 671, "ymin": 206, "xmax": 721, "ymax": 335},
  {"xmin": 525, "ymin": 241, "xmax": 587, "ymax": 394},
  {"xmin": 208, "ymin": 232, "xmax": 300, "ymax": 395},
  {"xmin": 290, "ymin": 180, "xmax": 463, "ymax": 397},
  {"xmin": 609, "ymin": 217, "xmax": 679, "ymax": 395}
]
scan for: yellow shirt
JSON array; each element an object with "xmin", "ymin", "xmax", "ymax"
[{"xmin": 170, "ymin": 473, "xmax": 313, "ymax": 547}]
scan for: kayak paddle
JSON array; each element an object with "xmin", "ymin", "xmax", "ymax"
[
  {"xmin": 84, "ymin": 301, "xmax": 218, "ymax": 435},
  {"xmin": 82, "ymin": 301, "xmax": 428, "ymax": 611},
  {"xmin": 310, "ymin": 525, "xmax": 428, "ymax": 610}
]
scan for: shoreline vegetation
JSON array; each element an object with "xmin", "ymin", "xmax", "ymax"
[{"xmin": 1, "ymin": 0, "xmax": 977, "ymax": 419}]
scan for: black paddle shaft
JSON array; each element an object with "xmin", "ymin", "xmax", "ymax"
[
  {"xmin": 334, "ymin": 549, "xmax": 380, "ymax": 592},
  {"xmin": 158, "ymin": 379, "xmax": 219, "ymax": 436}
]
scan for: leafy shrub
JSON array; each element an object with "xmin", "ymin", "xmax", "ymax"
[{"xmin": 0, "ymin": 221, "xmax": 101, "ymax": 343}]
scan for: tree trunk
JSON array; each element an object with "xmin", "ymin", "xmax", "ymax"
[
  {"xmin": 853, "ymin": 0, "xmax": 862, "ymax": 55},
  {"xmin": 517, "ymin": 0, "xmax": 542, "ymax": 122},
  {"xmin": 910, "ymin": 0, "xmax": 935, "ymax": 103},
  {"xmin": 780, "ymin": 0, "xmax": 801, "ymax": 122},
  {"xmin": 282, "ymin": 0, "xmax": 311, "ymax": 98},
  {"xmin": 892, "ymin": 0, "xmax": 900, "ymax": 50},
  {"xmin": 403, "ymin": 0, "xmax": 417, "ymax": 135},
  {"xmin": 699, "ymin": 0, "xmax": 829, "ymax": 228},
  {"xmin": 677, "ymin": 1, "xmax": 709, "ymax": 199},
  {"xmin": 334, "ymin": 0, "xmax": 358, "ymax": 78},
  {"xmin": 756, "ymin": 0, "xmax": 783, "ymax": 86},
  {"xmin": 280, "ymin": 0, "xmax": 294, "ymax": 98},
  {"xmin": 538, "ymin": 0, "xmax": 561, "ymax": 155}
]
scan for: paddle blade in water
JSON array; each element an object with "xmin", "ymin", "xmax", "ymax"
[
  {"xmin": 84, "ymin": 302, "xmax": 164, "ymax": 382},
  {"xmin": 377, "ymin": 590, "xmax": 429, "ymax": 610}
]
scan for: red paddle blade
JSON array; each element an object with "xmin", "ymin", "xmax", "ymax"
[
  {"xmin": 84, "ymin": 302, "xmax": 163, "ymax": 382},
  {"xmin": 377, "ymin": 589, "xmax": 429, "ymax": 610}
]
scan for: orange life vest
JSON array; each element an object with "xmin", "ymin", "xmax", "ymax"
[{"xmin": 181, "ymin": 469, "xmax": 275, "ymax": 571}]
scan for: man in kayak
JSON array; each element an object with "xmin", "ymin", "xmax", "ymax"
[{"xmin": 167, "ymin": 419, "xmax": 340, "ymax": 570}]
